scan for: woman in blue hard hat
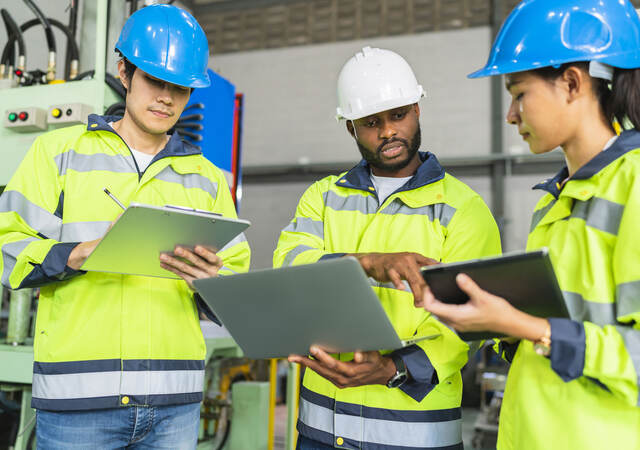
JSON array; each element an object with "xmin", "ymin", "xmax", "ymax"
[
  {"xmin": 0, "ymin": 4, "xmax": 249, "ymax": 449},
  {"xmin": 422, "ymin": 0, "xmax": 640, "ymax": 448}
]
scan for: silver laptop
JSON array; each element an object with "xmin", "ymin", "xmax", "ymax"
[
  {"xmin": 82, "ymin": 203, "xmax": 250, "ymax": 278},
  {"xmin": 193, "ymin": 257, "xmax": 440, "ymax": 359}
]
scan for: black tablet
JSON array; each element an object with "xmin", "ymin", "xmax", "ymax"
[{"xmin": 421, "ymin": 249, "xmax": 569, "ymax": 340}]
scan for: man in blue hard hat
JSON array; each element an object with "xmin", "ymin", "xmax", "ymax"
[{"xmin": 0, "ymin": 5, "xmax": 250, "ymax": 448}]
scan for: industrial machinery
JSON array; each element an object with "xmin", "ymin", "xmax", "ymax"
[
  {"xmin": 0, "ymin": 2, "xmax": 281, "ymax": 449},
  {"xmin": 470, "ymin": 345, "xmax": 509, "ymax": 450}
]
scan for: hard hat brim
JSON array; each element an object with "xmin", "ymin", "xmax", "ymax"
[
  {"xmin": 118, "ymin": 51, "xmax": 212, "ymax": 88},
  {"xmin": 468, "ymin": 49, "xmax": 640, "ymax": 79},
  {"xmin": 336, "ymin": 90, "xmax": 424, "ymax": 121}
]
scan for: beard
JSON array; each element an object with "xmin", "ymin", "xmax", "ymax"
[{"xmin": 356, "ymin": 126, "xmax": 421, "ymax": 173}]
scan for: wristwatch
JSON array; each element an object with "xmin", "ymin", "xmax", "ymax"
[
  {"xmin": 533, "ymin": 321, "xmax": 552, "ymax": 357},
  {"xmin": 387, "ymin": 353, "xmax": 409, "ymax": 388}
]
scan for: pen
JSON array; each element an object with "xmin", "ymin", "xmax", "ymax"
[{"xmin": 103, "ymin": 188, "xmax": 126, "ymax": 211}]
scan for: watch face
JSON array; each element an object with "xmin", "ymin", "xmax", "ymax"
[{"xmin": 387, "ymin": 372, "xmax": 408, "ymax": 388}]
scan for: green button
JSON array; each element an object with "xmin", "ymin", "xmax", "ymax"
[{"xmin": 8, "ymin": 113, "xmax": 17, "ymax": 122}]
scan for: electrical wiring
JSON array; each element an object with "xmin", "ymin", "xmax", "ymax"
[
  {"xmin": 72, "ymin": 70, "xmax": 126, "ymax": 100},
  {"xmin": 0, "ymin": 9, "xmax": 25, "ymax": 70},
  {"xmin": 22, "ymin": 0, "xmax": 55, "ymax": 52},
  {"xmin": 23, "ymin": 0, "xmax": 57, "ymax": 80},
  {"xmin": 2, "ymin": 18, "xmax": 80, "ymax": 81}
]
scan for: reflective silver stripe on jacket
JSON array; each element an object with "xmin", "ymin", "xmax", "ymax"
[
  {"xmin": 219, "ymin": 233, "xmax": 248, "ymax": 253},
  {"xmin": 380, "ymin": 201, "xmax": 457, "ymax": 227},
  {"xmin": 1, "ymin": 237, "xmax": 39, "ymax": 286},
  {"xmin": 299, "ymin": 397, "xmax": 462, "ymax": 448},
  {"xmin": 324, "ymin": 191, "xmax": 378, "ymax": 214},
  {"xmin": 155, "ymin": 166, "xmax": 218, "ymax": 199},
  {"xmin": 283, "ymin": 217, "xmax": 324, "ymax": 240},
  {"xmin": 60, "ymin": 221, "xmax": 112, "ymax": 242},
  {"xmin": 32, "ymin": 369, "xmax": 204, "ymax": 400},
  {"xmin": 530, "ymin": 199, "xmax": 556, "ymax": 232},
  {"xmin": 617, "ymin": 280, "xmax": 640, "ymax": 319},
  {"xmin": 0, "ymin": 190, "xmax": 62, "ymax": 239},
  {"xmin": 562, "ymin": 291, "xmax": 616, "ymax": 326},
  {"xmin": 54, "ymin": 149, "xmax": 137, "ymax": 176},
  {"xmin": 614, "ymin": 326, "xmax": 640, "ymax": 406},
  {"xmin": 282, "ymin": 245, "xmax": 315, "ymax": 267},
  {"xmin": 571, "ymin": 197, "xmax": 624, "ymax": 235}
]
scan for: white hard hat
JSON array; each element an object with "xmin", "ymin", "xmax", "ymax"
[{"xmin": 336, "ymin": 46, "xmax": 425, "ymax": 121}]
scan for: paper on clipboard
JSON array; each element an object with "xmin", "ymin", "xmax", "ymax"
[{"xmin": 81, "ymin": 203, "xmax": 250, "ymax": 278}]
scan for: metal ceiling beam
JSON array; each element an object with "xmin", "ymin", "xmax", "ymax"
[{"xmin": 241, "ymin": 153, "xmax": 565, "ymax": 184}]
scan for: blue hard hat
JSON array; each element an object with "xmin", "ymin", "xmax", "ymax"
[
  {"xmin": 115, "ymin": 4, "xmax": 210, "ymax": 88},
  {"xmin": 469, "ymin": 0, "xmax": 640, "ymax": 78}
]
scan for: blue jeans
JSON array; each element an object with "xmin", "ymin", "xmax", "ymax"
[
  {"xmin": 297, "ymin": 435, "xmax": 337, "ymax": 449},
  {"xmin": 36, "ymin": 403, "xmax": 200, "ymax": 449}
]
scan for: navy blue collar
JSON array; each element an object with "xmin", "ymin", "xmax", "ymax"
[
  {"xmin": 335, "ymin": 151, "xmax": 445, "ymax": 194},
  {"xmin": 86, "ymin": 114, "xmax": 201, "ymax": 159},
  {"xmin": 533, "ymin": 130, "xmax": 640, "ymax": 197}
]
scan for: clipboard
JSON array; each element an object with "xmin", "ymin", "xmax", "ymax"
[
  {"xmin": 193, "ymin": 257, "xmax": 440, "ymax": 359},
  {"xmin": 421, "ymin": 249, "xmax": 569, "ymax": 340},
  {"xmin": 81, "ymin": 203, "xmax": 250, "ymax": 279}
]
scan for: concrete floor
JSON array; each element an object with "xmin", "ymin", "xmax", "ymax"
[{"xmin": 273, "ymin": 406, "xmax": 494, "ymax": 450}]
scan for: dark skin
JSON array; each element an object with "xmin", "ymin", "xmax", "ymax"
[
  {"xmin": 289, "ymin": 104, "xmax": 438, "ymax": 388},
  {"xmin": 348, "ymin": 104, "xmax": 437, "ymax": 304},
  {"xmin": 288, "ymin": 346, "xmax": 397, "ymax": 388}
]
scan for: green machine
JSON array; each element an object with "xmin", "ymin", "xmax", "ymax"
[
  {"xmin": 0, "ymin": 0, "xmax": 120, "ymax": 186},
  {"xmin": 0, "ymin": 1, "xmax": 271, "ymax": 449}
]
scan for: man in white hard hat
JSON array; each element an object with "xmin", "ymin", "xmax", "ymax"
[{"xmin": 275, "ymin": 46, "xmax": 501, "ymax": 449}]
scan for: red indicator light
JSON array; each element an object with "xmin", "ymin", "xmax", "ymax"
[
  {"xmin": 18, "ymin": 112, "xmax": 28, "ymax": 121},
  {"xmin": 15, "ymin": 69, "xmax": 23, "ymax": 77}
]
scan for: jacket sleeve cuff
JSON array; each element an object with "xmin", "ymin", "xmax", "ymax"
[
  {"xmin": 392, "ymin": 345, "xmax": 437, "ymax": 402},
  {"xmin": 18, "ymin": 242, "xmax": 85, "ymax": 289},
  {"xmin": 319, "ymin": 253, "xmax": 346, "ymax": 261},
  {"xmin": 549, "ymin": 318, "xmax": 585, "ymax": 382},
  {"xmin": 194, "ymin": 292, "xmax": 221, "ymax": 326}
]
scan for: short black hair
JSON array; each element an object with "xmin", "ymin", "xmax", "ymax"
[
  {"xmin": 119, "ymin": 55, "xmax": 194, "ymax": 95},
  {"xmin": 122, "ymin": 58, "xmax": 136, "ymax": 89}
]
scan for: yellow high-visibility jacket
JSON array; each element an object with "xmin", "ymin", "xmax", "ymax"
[
  {"xmin": 274, "ymin": 152, "xmax": 501, "ymax": 450},
  {"xmin": 0, "ymin": 115, "xmax": 250, "ymax": 411},
  {"xmin": 497, "ymin": 130, "xmax": 640, "ymax": 449}
]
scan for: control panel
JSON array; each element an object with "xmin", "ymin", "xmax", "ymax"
[
  {"xmin": 4, "ymin": 107, "xmax": 47, "ymax": 132},
  {"xmin": 48, "ymin": 103, "xmax": 94, "ymax": 125}
]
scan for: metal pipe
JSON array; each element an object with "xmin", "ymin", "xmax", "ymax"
[
  {"xmin": 490, "ymin": 0, "xmax": 507, "ymax": 245},
  {"xmin": 6, "ymin": 289, "xmax": 32, "ymax": 346},
  {"xmin": 267, "ymin": 359, "xmax": 278, "ymax": 450},
  {"xmin": 64, "ymin": 0, "xmax": 80, "ymax": 80},
  {"xmin": 285, "ymin": 362, "xmax": 300, "ymax": 450},
  {"xmin": 177, "ymin": 129, "xmax": 202, "ymax": 141},
  {"xmin": 94, "ymin": 0, "xmax": 108, "ymax": 102}
]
